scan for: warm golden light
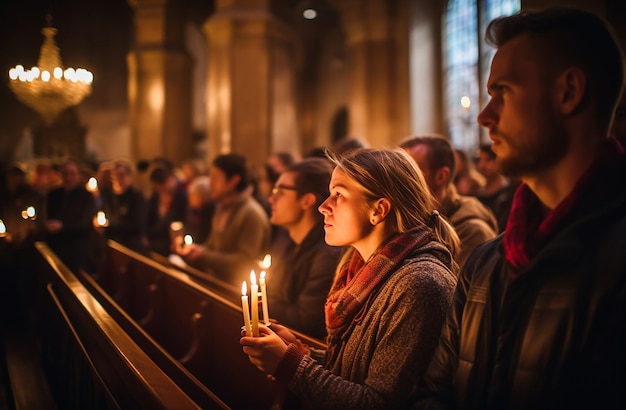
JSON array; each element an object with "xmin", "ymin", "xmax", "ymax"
[
  {"xmin": 21, "ymin": 206, "xmax": 37, "ymax": 220},
  {"xmin": 260, "ymin": 254, "xmax": 272, "ymax": 270},
  {"xmin": 8, "ymin": 24, "xmax": 93, "ymax": 125},
  {"xmin": 461, "ymin": 96, "xmax": 471, "ymax": 110},
  {"xmin": 87, "ymin": 177, "xmax": 98, "ymax": 191},
  {"xmin": 183, "ymin": 234, "xmax": 193, "ymax": 246},
  {"xmin": 0, "ymin": 219, "xmax": 6, "ymax": 235},
  {"xmin": 96, "ymin": 211, "xmax": 108, "ymax": 226}
]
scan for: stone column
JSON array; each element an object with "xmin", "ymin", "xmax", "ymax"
[
  {"xmin": 335, "ymin": 0, "xmax": 412, "ymax": 147},
  {"xmin": 127, "ymin": 0, "xmax": 194, "ymax": 167},
  {"xmin": 203, "ymin": 0, "xmax": 299, "ymax": 169}
]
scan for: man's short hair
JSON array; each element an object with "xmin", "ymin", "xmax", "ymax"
[
  {"xmin": 399, "ymin": 134, "xmax": 456, "ymax": 183},
  {"xmin": 285, "ymin": 157, "xmax": 334, "ymax": 207},
  {"xmin": 485, "ymin": 7, "xmax": 625, "ymax": 127},
  {"xmin": 212, "ymin": 153, "xmax": 249, "ymax": 192},
  {"xmin": 477, "ymin": 143, "xmax": 496, "ymax": 160}
]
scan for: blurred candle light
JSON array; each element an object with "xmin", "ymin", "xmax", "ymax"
[
  {"xmin": 86, "ymin": 176, "xmax": 98, "ymax": 192},
  {"xmin": 183, "ymin": 234, "xmax": 193, "ymax": 246},
  {"xmin": 0, "ymin": 219, "xmax": 6, "ymax": 238},
  {"xmin": 96, "ymin": 211, "xmax": 108, "ymax": 227},
  {"xmin": 461, "ymin": 95, "xmax": 471, "ymax": 111},
  {"xmin": 260, "ymin": 253, "xmax": 272, "ymax": 270},
  {"xmin": 241, "ymin": 281, "xmax": 252, "ymax": 337},
  {"xmin": 21, "ymin": 206, "xmax": 37, "ymax": 220}
]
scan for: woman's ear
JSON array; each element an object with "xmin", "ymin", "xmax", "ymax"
[{"xmin": 370, "ymin": 198, "xmax": 392, "ymax": 225}]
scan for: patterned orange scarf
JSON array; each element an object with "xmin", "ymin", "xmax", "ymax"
[{"xmin": 324, "ymin": 227, "xmax": 434, "ymax": 368}]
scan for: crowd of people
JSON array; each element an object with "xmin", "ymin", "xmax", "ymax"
[{"xmin": 1, "ymin": 6, "xmax": 626, "ymax": 409}]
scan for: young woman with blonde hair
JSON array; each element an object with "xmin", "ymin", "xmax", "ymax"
[{"xmin": 241, "ymin": 148, "xmax": 459, "ymax": 409}]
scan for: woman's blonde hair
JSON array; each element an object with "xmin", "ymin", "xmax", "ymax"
[{"xmin": 328, "ymin": 148, "xmax": 460, "ymax": 258}]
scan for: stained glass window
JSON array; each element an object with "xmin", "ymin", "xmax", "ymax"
[{"xmin": 445, "ymin": 0, "xmax": 520, "ymax": 153}]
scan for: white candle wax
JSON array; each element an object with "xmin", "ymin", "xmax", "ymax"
[
  {"xmin": 250, "ymin": 270, "xmax": 259, "ymax": 337},
  {"xmin": 260, "ymin": 270, "xmax": 270, "ymax": 325},
  {"xmin": 241, "ymin": 281, "xmax": 252, "ymax": 337}
]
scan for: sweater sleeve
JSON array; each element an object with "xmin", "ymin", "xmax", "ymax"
[
  {"xmin": 287, "ymin": 262, "xmax": 456, "ymax": 409},
  {"xmin": 197, "ymin": 200, "xmax": 269, "ymax": 281}
]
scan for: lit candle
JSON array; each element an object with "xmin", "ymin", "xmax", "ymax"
[
  {"xmin": 86, "ymin": 176, "xmax": 98, "ymax": 192},
  {"xmin": 260, "ymin": 253, "xmax": 272, "ymax": 270},
  {"xmin": 241, "ymin": 281, "xmax": 252, "ymax": 337},
  {"xmin": 250, "ymin": 270, "xmax": 259, "ymax": 336},
  {"xmin": 0, "ymin": 219, "xmax": 6, "ymax": 238},
  {"xmin": 183, "ymin": 234, "xmax": 193, "ymax": 247},
  {"xmin": 259, "ymin": 270, "xmax": 270, "ymax": 325},
  {"xmin": 96, "ymin": 211, "xmax": 108, "ymax": 227},
  {"xmin": 170, "ymin": 221, "xmax": 184, "ymax": 246},
  {"xmin": 21, "ymin": 206, "xmax": 37, "ymax": 220}
]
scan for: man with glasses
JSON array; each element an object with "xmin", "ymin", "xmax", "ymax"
[{"xmin": 267, "ymin": 157, "xmax": 343, "ymax": 340}]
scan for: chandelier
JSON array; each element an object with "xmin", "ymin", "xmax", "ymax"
[{"xmin": 8, "ymin": 22, "xmax": 93, "ymax": 126}]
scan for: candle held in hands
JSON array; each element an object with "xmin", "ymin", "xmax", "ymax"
[
  {"xmin": 250, "ymin": 270, "xmax": 259, "ymax": 336},
  {"xmin": 259, "ymin": 270, "xmax": 270, "ymax": 325},
  {"xmin": 241, "ymin": 281, "xmax": 252, "ymax": 337},
  {"xmin": 260, "ymin": 254, "xmax": 272, "ymax": 270},
  {"xmin": 96, "ymin": 211, "xmax": 108, "ymax": 227},
  {"xmin": 86, "ymin": 177, "xmax": 98, "ymax": 192}
]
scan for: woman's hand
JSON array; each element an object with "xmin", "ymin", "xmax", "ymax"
[
  {"xmin": 240, "ymin": 325, "xmax": 289, "ymax": 375},
  {"xmin": 270, "ymin": 323, "xmax": 298, "ymax": 344}
]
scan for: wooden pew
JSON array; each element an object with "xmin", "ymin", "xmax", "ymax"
[
  {"xmin": 95, "ymin": 240, "xmax": 328, "ymax": 409},
  {"xmin": 34, "ymin": 241, "xmax": 226, "ymax": 410}
]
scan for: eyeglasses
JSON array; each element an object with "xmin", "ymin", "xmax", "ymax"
[{"xmin": 271, "ymin": 184, "xmax": 298, "ymax": 196}]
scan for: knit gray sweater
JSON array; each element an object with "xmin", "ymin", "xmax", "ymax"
[{"xmin": 287, "ymin": 241, "xmax": 458, "ymax": 409}]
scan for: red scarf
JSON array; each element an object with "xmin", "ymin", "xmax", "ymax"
[
  {"xmin": 324, "ymin": 227, "xmax": 434, "ymax": 367},
  {"xmin": 503, "ymin": 138, "xmax": 624, "ymax": 274}
]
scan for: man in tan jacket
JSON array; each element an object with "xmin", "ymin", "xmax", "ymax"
[{"xmin": 401, "ymin": 134, "xmax": 498, "ymax": 268}]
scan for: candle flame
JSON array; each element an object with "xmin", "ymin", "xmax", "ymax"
[
  {"xmin": 250, "ymin": 270, "xmax": 257, "ymax": 286},
  {"xmin": 26, "ymin": 206, "xmax": 36, "ymax": 218},
  {"xmin": 87, "ymin": 177, "xmax": 98, "ymax": 191},
  {"xmin": 261, "ymin": 254, "xmax": 272, "ymax": 269},
  {"xmin": 260, "ymin": 270, "xmax": 266, "ymax": 283},
  {"xmin": 0, "ymin": 219, "xmax": 5, "ymax": 234},
  {"xmin": 170, "ymin": 221, "xmax": 184, "ymax": 232},
  {"xmin": 96, "ymin": 211, "xmax": 107, "ymax": 226},
  {"xmin": 242, "ymin": 281, "xmax": 247, "ymax": 296},
  {"xmin": 183, "ymin": 234, "xmax": 193, "ymax": 245}
]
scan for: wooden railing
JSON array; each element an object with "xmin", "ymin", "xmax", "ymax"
[
  {"xmin": 35, "ymin": 240, "xmax": 328, "ymax": 409},
  {"xmin": 35, "ymin": 241, "xmax": 223, "ymax": 409}
]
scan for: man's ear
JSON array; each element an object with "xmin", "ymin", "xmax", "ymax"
[
  {"xmin": 434, "ymin": 167, "xmax": 451, "ymax": 187},
  {"xmin": 556, "ymin": 67, "xmax": 586, "ymax": 116},
  {"xmin": 300, "ymin": 192, "xmax": 318, "ymax": 210},
  {"xmin": 370, "ymin": 197, "xmax": 392, "ymax": 225},
  {"xmin": 227, "ymin": 174, "xmax": 241, "ymax": 190}
]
